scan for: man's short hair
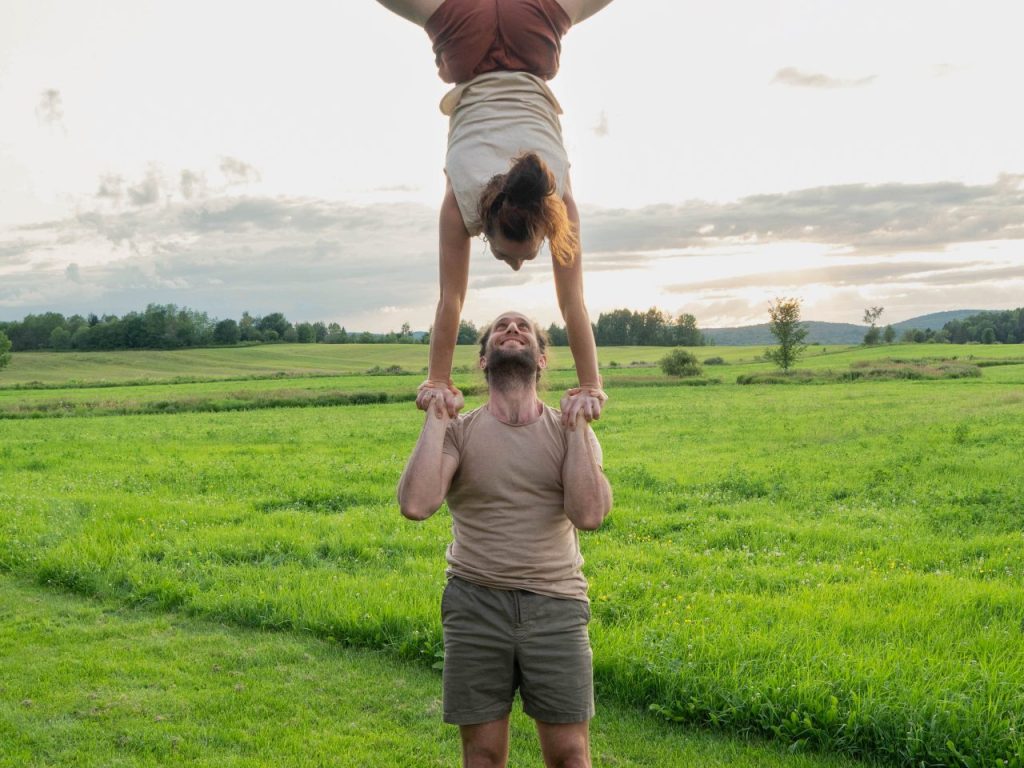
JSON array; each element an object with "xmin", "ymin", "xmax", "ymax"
[{"xmin": 477, "ymin": 313, "xmax": 549, "ymax": 384}]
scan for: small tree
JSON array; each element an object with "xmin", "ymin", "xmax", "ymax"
[
  {"xmin": 49, "ymin": 326, "xmax": 73, "ymax": 351},
  {"xmin": 863, "ymin": 306, "xmax": 884, "ymax": 345},
  {"xmin": 660, "ymin": 349, "xmax": 702, "ymax": 377},
  {"xmin": 0, "ymin": 331, "xmax": 11, "ymax": 370},
  {"xmin": 213, "ymin": 319, "xmax": 240, "ymax": 345},
  {"xmin": 765, "ymin": 297, "xmax": 808, "ymax": 371},
  {"xmin": 883, "ymin": 324, "xmax": 896, "ymax": 344},
  {"xmin": 457, "ymin": 319, "xmax": 478, "ymax": 345}
]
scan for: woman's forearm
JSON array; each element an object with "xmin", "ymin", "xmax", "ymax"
[
  {"xmin": 555, "ymin": 189, "xmax": 600, "ymax": 387},
  {"xmin": 563, "ymin": 300, "xmax": 600, "ymax": 387},
  {"xmin": 428, "ymin": 297, "xmax": 461, "ymax": 382}
]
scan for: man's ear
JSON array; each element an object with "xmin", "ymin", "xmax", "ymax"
[
  {"xmin": 479, "ymin": 356, "xmax": 487, "ymax": 371},
  {"xmin": 538, "ymin": 353, "xmax": 548, "ymax": 371}
]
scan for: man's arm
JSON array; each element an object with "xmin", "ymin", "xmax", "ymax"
[
  {"xmin": 557, "ymin": 0, "xmax": 615, "ymax": 24},
  {"xmin": 562, "ymin": 417, "xmax": 612, "ymax": 530},
  {"xmin": 374, "ymin": 0, "xmax": 444, "ymax": 27},
  {"xmin": 397, "ymin": 404, "xmax": 459, "ymax": 520}
]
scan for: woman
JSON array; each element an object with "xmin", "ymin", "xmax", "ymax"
[{"xmin": 377, "ymin": 0, "xmax": 614, "ymax": 426}]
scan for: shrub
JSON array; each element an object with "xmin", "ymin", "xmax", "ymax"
[
  {"xmin": 703, "ymin": 356, "xmax": 725, "ymax": 365},
  {"xmin": 660, "ymin": 349, "xmax": 702, "ymax": 377}
]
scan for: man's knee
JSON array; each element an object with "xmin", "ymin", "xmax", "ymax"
[
  {"xmin": 462, "ymin": 740, "xmax": 507, "ymax": 768},
  {"xmin": 460, "ymin": 719, "xmax": 509, "ymax": 768},
  {"xmin": 537, "ymin": 720, "xmax": 590, "ymax": 768}
]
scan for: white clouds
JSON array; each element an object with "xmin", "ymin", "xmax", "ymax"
[
  {"xmin": 34, "ymin": 88, "xmax": 65, "ymax": 129},
  {"xmin": 219, "ymin": 156, "xmax": 261, "ymax": 187},
  {"xmin": 581, "ymin": 175, "xmax": 1024, "ymax": 255},
  {"xmin": 126, "ymin": 167, "xmax": 162, "ymax": 206},
  {"xmin": 2, "ymin": 173, "xmax": 1020, "ymax": 329},
  {"xmin": 772, "ymin": 67, "xmax": 877, "ymax": 89}
]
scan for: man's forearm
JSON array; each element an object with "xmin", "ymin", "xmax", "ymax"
[
  {"xmin": 397, "ymin": 411, "xmax": 450, "ymax": 520},
  {"xmin": 562, "ymin": 424, "xmax": 612, "ymax": 530}
]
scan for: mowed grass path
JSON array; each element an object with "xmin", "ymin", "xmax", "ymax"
[
  {"xmin": 1, "ymin": 343, "xmax": 1023, "ymax": 765},
  {"xmin": 0, "ymin": 575, "xmax": 869, "ymax": 767}
]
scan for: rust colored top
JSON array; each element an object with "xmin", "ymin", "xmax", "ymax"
[{"xmin": 425, "ymin": 0, "xmax": 572, "ymax": 84}]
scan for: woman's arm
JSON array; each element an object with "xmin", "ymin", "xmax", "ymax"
[
  {"xmin": 419, "ymin": 181, "xmax": 471, "ymax": 418},
  {"xmin": 374, "ymin": 0, "xmax": 445, "ymax": 27},
  {"xmin": 553, "ymin": 186, "xmax": 606, "ymax": 428}
]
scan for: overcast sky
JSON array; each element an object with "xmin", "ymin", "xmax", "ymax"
[{"xmin": 2, "ymin": 0, "xmax": 1022, "ymax": 331}]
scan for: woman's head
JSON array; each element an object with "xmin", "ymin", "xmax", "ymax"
[{"xmin": 478, "ymin": 153, "xmax": 578, "ymax": 270}]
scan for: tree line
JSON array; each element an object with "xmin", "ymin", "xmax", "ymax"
[
  {"xmin": 905, "ymin": 308, "xmax": 1024, "ymax": 345},
  {"xmin": 547, "ymin": 308, "xmax": 706, "ymax": 347},
  {"xmin": 0, "ymin": 305, "xmax": 425, "ymax": 353},
  {"xmin": 865, "ymin": 307, "xmax": 1024, "ymax": 346},
  {"xmin": 0, "ymin": 304, "xmax": 708, "ymax": 354}
]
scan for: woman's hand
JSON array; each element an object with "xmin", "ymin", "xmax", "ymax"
[
  {"xmin": 560, "ymin": 386, "xmax": 608, "ymax": 429},
  {"xmin": 417, "ymin": 379, "xmax": 465, "ymax": 419}
]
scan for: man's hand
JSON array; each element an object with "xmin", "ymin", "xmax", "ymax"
[
  {"xmin": 560, "ymin": 387, "xmax": 608, "ymax": 429},
  {"xmin": 417, "ymin": 380, "xmax": 465, "ymax": 419}
]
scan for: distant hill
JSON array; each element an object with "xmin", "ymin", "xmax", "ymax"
[
  {"xmin": 889, "ymin": 310, "xmax": 986, "ymax": 332},
  {"xmin": 703, "ymin": 309, "xmax": 990, "ymax": 346}
]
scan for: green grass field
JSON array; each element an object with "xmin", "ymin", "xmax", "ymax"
[
  {"xmin": 1, "ymin": 342, "xmax": 1023, "ymax": 766},
  {"xmin": 0, "ymin": 574, "xmax": 868, "ymax": 767}
]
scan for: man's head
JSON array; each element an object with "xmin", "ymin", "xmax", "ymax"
[{"xmin": 477, "ymin": 311, "xmax": 548, "ymax": 389}]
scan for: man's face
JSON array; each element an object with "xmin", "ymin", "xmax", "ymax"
[{"xmin": 481, "ymin": 313, "xmax": 546, "ymax": 386}]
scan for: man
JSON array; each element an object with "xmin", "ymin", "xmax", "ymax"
[{"xmin": 398, "ymin": 311, "xmax": 612, "ymax": 768}]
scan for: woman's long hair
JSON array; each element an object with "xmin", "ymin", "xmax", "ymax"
[{"xmin": 477, "ymin": 153, "xmax": 579, "ymax": 267}]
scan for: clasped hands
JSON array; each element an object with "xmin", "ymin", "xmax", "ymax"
[{"xmin": 416, "ymin": 379, "xmax": 606, "ymax": 428}]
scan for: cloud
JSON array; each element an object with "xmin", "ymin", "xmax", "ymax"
[
  {"xmin": 35, "ymin": 89, "xmax": 65, "ymax": 128},
  {"xmin": 592, "ymin": 110, "xmax": 609, "ymax": 137},
  {"xmin": 582, "ymin": 175, "xmax": 1024, "ymax": 255},
  {"xmin": 127, "ymin": 168, "xmax": 163, "ymax": 206},
  {"xmin": 3, "ymin": 174, "xmax": 1022, "ymax": 326},
  {"xmin": 220, "ymin": 156, "xmax": 261, "ymax": 186},
  {"xmin": 0, "ymin": 240, "xmax": 36, "ymax": 267},
  {"xmin": 665, "ymin": 260, "xmax": 1010, "ymax": 293},
  {"xmin": 180, "ymin": 170, "xmax": 206, "ymax": 200},
  {"xmin": 772, "ymin": 67, "xmax": 877, "ymax": 89},
  {"xmin": 0, "ymin": 194, "xmax": 442, "ymax": 321},
  {"xmin": 96, "ymin": 175, "xmax": 123, "ymax": 203}
]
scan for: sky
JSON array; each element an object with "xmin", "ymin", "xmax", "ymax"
[{"xmin": 1, "ymin": 0, "xmax": 1022, "ymax": 331}]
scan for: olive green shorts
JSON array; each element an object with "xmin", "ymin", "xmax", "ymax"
[{"xmin": 440, "ymin": 576, "xmax": 594, "ymax": 726}]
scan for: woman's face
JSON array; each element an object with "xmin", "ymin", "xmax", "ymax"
[{"xmin": 487, "ymin": 231, "xmax": 544, "ymax": 271}]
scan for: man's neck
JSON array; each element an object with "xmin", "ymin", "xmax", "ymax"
[{"xmin": 486, "ymin": 382, "xmax": 542, "ymax": 426}]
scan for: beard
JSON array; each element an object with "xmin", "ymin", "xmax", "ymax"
[{"xmin": 484, "ymin": 344, "xmax": 538, "ymax": 391}]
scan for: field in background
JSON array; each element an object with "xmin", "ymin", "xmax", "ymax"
[{"xmin": 1, "ymin": 343, "xmax": 1023, "ymax": 766}]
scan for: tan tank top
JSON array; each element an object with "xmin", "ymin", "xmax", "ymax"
[
  {"xmin": 443, "ymin": 70, "xmax": 569, "ymax": 235},
  {"xmin": 442, "ymin": 404, "xmax": 602, "ymax": 601}
]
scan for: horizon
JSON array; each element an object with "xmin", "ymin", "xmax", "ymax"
[
  {"xmin": 0, "ymin": 303, "xmax": 998, "ymax": 337},
  {"xmin": 2, "ymin": 1, "xmax": 1023, "ymax": 330}
]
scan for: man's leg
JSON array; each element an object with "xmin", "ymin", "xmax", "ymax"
[
  {"xmin": 536, "ymin": 720, "xmax": 591, "ymax": 768},
  {"xmin": 460, "ymin": 717, "xmax": 510, "ymax": 768}
]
